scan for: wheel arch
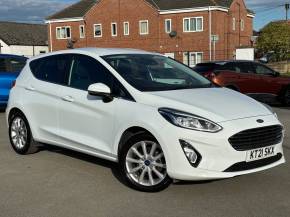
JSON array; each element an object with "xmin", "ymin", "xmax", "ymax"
[{"xmin": 117, "ymin": 126, "xmax": 157, "ymax": 157}]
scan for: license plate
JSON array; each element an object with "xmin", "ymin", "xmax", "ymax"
[{"xmin": 246, "ymin": 146, "xmax": 276, "ymax": 162}]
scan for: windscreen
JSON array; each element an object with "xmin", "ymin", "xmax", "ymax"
[{"xmin": 102, "ymin": 54, "xmax": 212, "ymax": 92}]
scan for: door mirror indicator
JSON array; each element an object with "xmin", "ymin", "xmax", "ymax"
[{"xmin": 88, "ymin": 83, "xmax": 113, "ymax": 102}]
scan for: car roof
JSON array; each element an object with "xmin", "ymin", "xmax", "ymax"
[
  {"xmin": 198, "ymin": 60, "xmax": 256, "ymax": 65},
  {"xmin": 0, "ymin": 54, "xmax": 27, "ymax": 59},
  {"xmin": 29, "ymin": 48, "xmax": 158, "ymax": 62}
]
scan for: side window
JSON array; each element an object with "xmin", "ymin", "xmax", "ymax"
[
  {"xmin": 30, "ymin": 55, "xmax": 71, "ymax": 85},
  {"xmin": 237, "ymin": 63, "xmax": 255, "ymax": 74},
  {"xmin": 219, "ymin": 63, "xmax": 236, "ymax": 71},
  {"xmin": 254, "ymin": 64, "xmax": 274, "ymax": 75},
  {"xmin": 69, "ymin": 55, "xmax": 113, "ymax": 91},
  {"xmin": 0, "ymin": 58, "xmax": 7, "ymax": 72},
  {"xmin": 9, "ymin": 58, "xmax": 27, "ymax": 72},
  {"xmin": 68, "ymin": 55, "xmax": 132, "ymax": 100}
]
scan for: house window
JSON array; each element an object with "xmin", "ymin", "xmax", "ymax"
[
  {"xmin": 241, "ymin": 19, "xmax": 245, "ymax": 31},
  {"xmin": 232, "ymin": 18, "xmax": 236, "ymax": 31},
  {"xmin": 111, "ymin": 23, "xmax": 117, "ymax": 37},
  {"xmin": 56, "ymin": 26, "xmax": 71, "ymax": 39},
  {"xmin": 94, "ymin": 24, "xmax": 102, "ymax": 37},
  {"xmin": 79, "ymin": 25, "xmax": 85, "ymax": 38},
  {"xmin": 183, "ymin": 52, "xmax": 203, "ymax": 67},
  {"xmin": 139, "ymin": 20, "xmax": 149, "ymax": 35},
  {"xmin": 183, "ymin": 17, "xmax": 203, "ymax": 32},
  {"xmin": 124, "ymin": 22, "xmax": 129, "ymax": 35},
  {"xmin": 165, "ymin": 19, "xmax": 172, "ymax": 33}
]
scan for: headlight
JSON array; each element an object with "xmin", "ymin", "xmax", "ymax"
[{"xmin": 158, "ymin": 108, "xmax": 222, "ymax": 133}]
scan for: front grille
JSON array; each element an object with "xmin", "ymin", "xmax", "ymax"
[
  {"xmin": 229, "ymin": 125, "xmax": 283, "ymax": 151},
  {"xmin": 224, "ymin": 153, "xmax": 283, "ymax": 172}
]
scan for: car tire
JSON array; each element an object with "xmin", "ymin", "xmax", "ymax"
[
  {"xmin": 9, "ymin": 112, "xmax": 38, "ymax": 155},
  {"xmin": 119, "ymin": 132, "xmax": 172, "ymax": 192},
  {"xmin": 282, "ymin": 87, "xmax": 290, "ymax": 106}
]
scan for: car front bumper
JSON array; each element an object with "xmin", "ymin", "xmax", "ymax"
[{"xmin": 157, "ymin": 114, "xmax": 285, "ymax": 181}]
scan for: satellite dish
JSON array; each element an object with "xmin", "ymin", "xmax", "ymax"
[
  {"xmin": 169, "ymin": 31, "xmax": 177, "ymax": 38},
  {"xmin": 67, "ymin": 38, "xmax": 77, "ymax": 49}
]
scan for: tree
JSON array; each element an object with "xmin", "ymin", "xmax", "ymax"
[{"xmin": 256, "ymin": 22, "xmax": 290, "ymax": 61}]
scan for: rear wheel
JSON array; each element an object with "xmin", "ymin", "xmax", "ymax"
[
  {"xmin": 119, "ymin": 133, "xmax": 171, "ymax": 192},
  {"xmin": 9, "ymin": 112, "xmax": 38, "ymax": 155}
]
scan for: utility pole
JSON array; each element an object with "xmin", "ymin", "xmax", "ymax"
[{"xmin": 286, "ymin": 3, "xmax": 289, "ymax": 20}]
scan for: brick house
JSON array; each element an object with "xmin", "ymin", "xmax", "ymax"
[{"xmin": 46, "ymin": 0, "xmax": 254, "ymax": 66}]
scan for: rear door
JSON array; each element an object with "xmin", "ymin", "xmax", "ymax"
[
  {"xmin": 232, "ymin": 62, "xmax": 260, "ymax": 93},
  {"xmin": 0, "ymin": 57, "xmax": 26, "ymax": 104},
  {"xmin": 26, "ymin": 54, "xmax": 72, "ymax": 142}
]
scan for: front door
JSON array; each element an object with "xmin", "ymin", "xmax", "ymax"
[{"xmin": 58, "ymin": 54, "xmax": 117, "ymax": 158}]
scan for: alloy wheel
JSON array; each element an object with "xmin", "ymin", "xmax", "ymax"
[
  {"xmin": 10, "ymin": 117, "xmax": 28, "ymax": 150},
  {"xmin": 125, "ymin": 141, "xmax": 167, "ymax": 186}
]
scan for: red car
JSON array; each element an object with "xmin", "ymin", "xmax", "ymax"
[{"xmin": 193, "ymin": 61, "xmax": 290, "ymax": 106}]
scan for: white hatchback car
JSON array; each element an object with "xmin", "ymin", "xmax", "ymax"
[{"xmin": 6, "ymin": 48, "xmax": 285, "ymax": 191}]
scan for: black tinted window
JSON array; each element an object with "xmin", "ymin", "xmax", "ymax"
[
  {"xmin": 0, "ymin": 58, "xmax": 7, "ymax": 72},
  {"xmin": 237, "ymin": 62, "xmax": 255, "ymax": 73},
  {"xmin": 9, "ymin": 58, "xmax": 27, "ymax": 72},
  {"xmin": 69, "ymin": 55, "xmax": 132, "ymax": 99},
  {"xmin": 69, "ymin": 55, "xmax": 113, "ymax": 90},
  {"xmin": 254, "ymin": 64, "xmax": 274, "ymax": 75},
  {"xmin": 30, "ymin": 55, "xmax": 71, "ymax": 85}
]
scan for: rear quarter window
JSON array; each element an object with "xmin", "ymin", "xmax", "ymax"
[{"xmin": 30, "ymin": 55, "xmax": 71, "ymax": 85}]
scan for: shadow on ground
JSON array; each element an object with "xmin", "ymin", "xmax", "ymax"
[{"xmin": 39, "ymin": 144, "xmax": 218, "ymax": 190}]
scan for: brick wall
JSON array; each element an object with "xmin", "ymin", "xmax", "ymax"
[{"xmin": 48, "ymin": 0, "xmax": 253, "ymax": 64}]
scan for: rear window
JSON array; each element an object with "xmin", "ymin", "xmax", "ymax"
[
  {"xmin": 0, "ymin": 58, "xmax": 7, "ymax": 72},
  {"xmin": 30, "ymin": 54, "xmax": 71, "ymax": 85},
  {"xmin": 0, "ymin": 57, "xmax": 27, "ymax": 73},
  {"xmin": 194, "ymin": 64, "xmax": 216, "ymax": 73},
  {"xmin": 9, "ymin": 58, "xmax": 27, "ymax": 72}
]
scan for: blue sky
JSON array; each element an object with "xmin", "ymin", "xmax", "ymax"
[{"xmin": 0, "ymin": 0, "xmax": 288, "ymax": 30}]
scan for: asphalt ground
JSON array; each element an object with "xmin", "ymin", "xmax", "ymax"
[{"xmin": 0, "ymin": 107, "xmax": 289, "ymax": 217}]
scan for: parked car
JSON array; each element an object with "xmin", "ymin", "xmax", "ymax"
[
  {"xmin": 6, "ymin": 49, "xmax": 285, "ymax": 192},
  {"xmin": 0, "ymin": 54, "xmax": 28, "ymax": 108},
  {"xmin": 193, "ymin": 61, "xmax": 290, "ymax": 105}
]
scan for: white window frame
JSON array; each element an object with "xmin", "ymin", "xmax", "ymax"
[
  {"xmin": 232, "ymin": 18, "xmax": 236, "ymax": 31},
  {"xmin": 111, "ymin": 22, "xmax": 117, "ymax": 37},
  {"xmin": 56, "ymin": 26, "xmax": 71, "ymax": 39},
  {"xmin": 79, "ymin": 25, "xmax": 85, "ymax": 38},
  {"xmin": 165, "ymin": 19, "xmax": 172, "ymax": 33},
  {"xmin": 123, "ymin": 21, "xmax": 130, "ymax": 36},
  {"xmin": 183, "ymin": 17, "xmax": 203, "ymax": 32},
  {"xmin": 94, "ymin": 24, "xmax": 102, "ymax": 38},
  {"xmin": 183, "ymin": 52, "xmax": 203, "ymax": 67},
  {"xmin": 139, "ymin": 20, "xmax": 149, "ymax": 35},
  {"xmin": 241, "ymin": 19, "xmax": 245, "ymax": 31}
]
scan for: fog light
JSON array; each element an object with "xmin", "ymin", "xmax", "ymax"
[{"xmin": 180, "ymin": 140, "xmax": 202, "ymax": 167}]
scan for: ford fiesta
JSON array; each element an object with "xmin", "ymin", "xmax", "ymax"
[{"xmin": 6, "ymin": 48, "xmax": 285, "ymax": 192}]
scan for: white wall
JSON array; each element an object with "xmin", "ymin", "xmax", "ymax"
[
  {"xmin": 0, "ymin": 39, "xmax": 48, "ymax": 57},
  {"xmin": 0, "ymin": 39, "xmax": 11, "ymax": 54},
  {"xmin": 9, "ymin": 45, "xmax": 49, "ymax": 57}
]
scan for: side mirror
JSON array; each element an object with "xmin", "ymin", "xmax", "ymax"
[{"xmin": 88, "ymin": 83, "xmax": 113, "ymax": 102}]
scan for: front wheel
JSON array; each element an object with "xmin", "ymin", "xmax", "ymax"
[{"xmin": 119, "ymin": 133, "xmax": 171, "ymax": 192}]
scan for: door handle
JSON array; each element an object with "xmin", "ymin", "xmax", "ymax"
[
  {"xmin": 25, "ymin": 86, "xmax": 35, "ymax": 91},
  {"xmin": 61, "ymin": 95, "xmax": 74, "ymax": 103}
]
